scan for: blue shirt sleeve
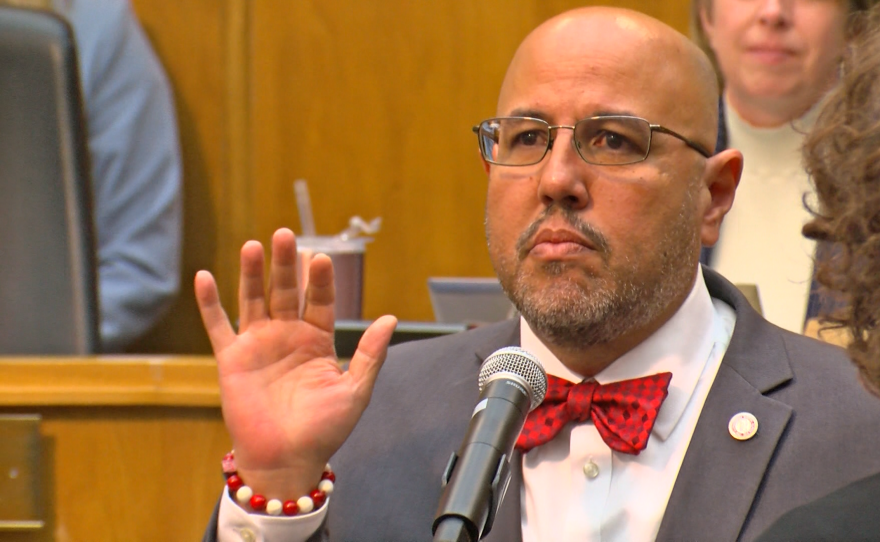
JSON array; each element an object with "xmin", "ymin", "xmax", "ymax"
[{"xmin": 59, "ymin": 0, "xmax": 183, "ymax": 351}]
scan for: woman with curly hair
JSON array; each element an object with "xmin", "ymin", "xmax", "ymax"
[
  {"xmin": 757, "ymin": 5, "xmax": 880, "ymax": 540},
  {"xmin": 802, "ymin": 8, "xmax": 880, "ymax": 397}
]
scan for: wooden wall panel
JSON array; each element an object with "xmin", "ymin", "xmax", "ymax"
[
  {"xmin": 249, "ymin": 0, "xmax": 525, "ymax": 324},
  {"xmin": 122, "ymin": 0, "xmax": 691, "ymax": 352}
]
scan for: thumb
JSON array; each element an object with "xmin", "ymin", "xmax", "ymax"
[{"xmin": 347, "ymin": 315, "xmax": 398, "ymax": 399}]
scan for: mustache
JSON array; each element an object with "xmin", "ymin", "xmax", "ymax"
[{"xmin": 515, "ymin": 206, "xmax": 611, "ymax": 260}]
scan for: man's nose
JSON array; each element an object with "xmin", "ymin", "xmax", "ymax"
[{"xmin": 535, "ymin": 128, "xmax": 591, "ymax": 210}]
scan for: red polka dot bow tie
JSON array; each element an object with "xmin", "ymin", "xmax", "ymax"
[{"xmin": 516, "ymin": 372, "xmax": 673, "ymax": 455}]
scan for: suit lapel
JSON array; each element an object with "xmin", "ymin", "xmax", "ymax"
[
  {"xmin": 657, "ymin": 269, "xmax": 795, "ymax": 541},
  {"xmin": 655, "ymin": 365, "xmax": 793, "ymax": 541}
]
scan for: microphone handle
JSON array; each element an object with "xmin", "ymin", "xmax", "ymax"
[
  {"xmin": 433, "ymin": 516, "xmax": 474, "ymax": 542},
  {"xmin": 433, "ymin": 379, "xmax": 529, "ymax": 540}
]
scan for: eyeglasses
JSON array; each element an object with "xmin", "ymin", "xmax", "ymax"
[{"xmin": 473, "ymin": 115, "xmax": 713, "ymax": 167}]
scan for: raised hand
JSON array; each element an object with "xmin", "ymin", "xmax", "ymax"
[{"xmin": 195, "ymin": 228, "xmax": 397, "ymax": 497}]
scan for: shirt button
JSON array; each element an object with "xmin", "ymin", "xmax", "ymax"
[
  {"xmin": 238, "ymin": 528, "xmax": 256, "ymax": 542},
  {"xmin": 583, "ymin": 460, "xmax": 599, "ymax": 479}
]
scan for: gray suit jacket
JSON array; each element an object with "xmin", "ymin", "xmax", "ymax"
[{"xmin": 205, "ymin": 267, "xmax": 880, "ymax": 541}]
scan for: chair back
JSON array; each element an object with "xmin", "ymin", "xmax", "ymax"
[{"xmin": 0, "ymin": 6, "xmax": 99, "ymax": 354}]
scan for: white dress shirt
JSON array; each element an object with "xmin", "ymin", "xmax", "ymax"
[
  {"xmin": 217, "ymin": 267, "xmax": 736, "ymax": 541},
  {"xmin": 520, "ymin": 266, "xmax": 736, "ymax": 542}
]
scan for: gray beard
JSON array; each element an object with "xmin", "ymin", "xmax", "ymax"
[
  {"xmin": 509, "ymin": 252, "xmax": 690, "ymax": 349},
  {"xmin": 491, "ymin": 202, "xmax": 699, "ymax": 351}
]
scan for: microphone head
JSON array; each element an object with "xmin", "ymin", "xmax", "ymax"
[{"xmin": 478, "ymin": 347, "xmax": 547, "ymax": 411}]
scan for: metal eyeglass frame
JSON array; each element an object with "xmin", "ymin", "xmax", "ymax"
[{"xmin": 472, "ymin": 115, "xmax": 713, "ymax": 166}]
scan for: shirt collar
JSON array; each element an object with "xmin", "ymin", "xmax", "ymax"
[{"xmin": 520, "ymin": 266, "xmax": 719, "ymax": 442}]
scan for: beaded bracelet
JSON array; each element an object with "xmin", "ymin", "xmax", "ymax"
[{"xmin": 222, "ymin": 451, "xmax": 335, "ymax": 516}]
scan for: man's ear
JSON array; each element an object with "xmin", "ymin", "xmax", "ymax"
[{"xmin": 699, "ymin": 148, "xmax": 743, "ymax": 247}]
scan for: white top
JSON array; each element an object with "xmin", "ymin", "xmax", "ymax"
[
  {"xmin": 217, "ymin": 268, "xmax": 737, "ymax": 542},
  {"xmin": 520, "ymin": 266, "xmax": 736, "ymax": 542},
  {"xmin": 712, "ymin": 95, "xmax": 819, "ymax": 332}
]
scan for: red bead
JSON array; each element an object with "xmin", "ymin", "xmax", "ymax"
[
  {"xmin": 249, "ymin": 494, "xmax": 267, "ymax": 511},
  {"xmin": 321, "ymin": 471, "xmax": 336, "ymax": 483},
  {"xmin": 282, "ymin": 500, "xmax": 299, "ymax": 516},
  {"xmin": 311, "ymin": 489, "xmax": 326, "ymax": 509},
  {"xmin": 227, "ymin": 474, "xmax": 243, "ymax": 492}
]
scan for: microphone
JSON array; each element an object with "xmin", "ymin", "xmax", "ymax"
[{"xmin": 433, "ymin": 347, "xmax": 547, "ymax": 542}]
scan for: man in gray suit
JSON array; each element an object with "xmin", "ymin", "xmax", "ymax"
[{"xmin": 196, "ymin": 7, "xmax": 880, "ymax": 542}]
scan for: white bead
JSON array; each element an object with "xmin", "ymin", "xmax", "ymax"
[
  {"xmin": 318, "ymin": 479, "xmax": 334, "ymax": 495},
  {"xmin": 266, "ymin": 499, "xmax": 283, "ymax": 516},
  {"xmin": 325, "ymin": 463, "xmax": 332, "ymax": 472},
  {"xmin": 236, "ymin": 485, "xmax": 253, "ymax": 506},
  {"xmin": 297, "ymin": 495, "xmax": 315, "ymax": 514}
]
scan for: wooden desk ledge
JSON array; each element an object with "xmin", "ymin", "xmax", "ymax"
[{"xmin": 0, "ymin": 355, "xmax": 220, "ymax": 407}]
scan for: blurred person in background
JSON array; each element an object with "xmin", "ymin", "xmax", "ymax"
[
  {"xmin": 2, "ymin": 0, "xmax": 182, "ymax": 351},
  {"xmin": 692, "ymin": 0, "xmax": 874, "ymax": 333},
  {"xmin": 757, "ymin": 4, "xmax": 880, "ymax": 539}
]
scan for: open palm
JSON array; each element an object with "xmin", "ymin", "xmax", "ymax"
[{"xmin": 195, "ymin": 228, "xmax": 397, "ymax": 496}]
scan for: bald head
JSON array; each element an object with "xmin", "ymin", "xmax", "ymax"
[
  {"xmin": 498, "ymin": 7, "xmax": 720, "ymax": 152},
  {"xmin": 482, "ymin": 7, "xmax": 743, "ymax": 370}
]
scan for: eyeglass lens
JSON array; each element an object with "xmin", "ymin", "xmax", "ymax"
[{"xmin": 478, "ymin": 117, "xmax": 653, "ymax": 166}]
